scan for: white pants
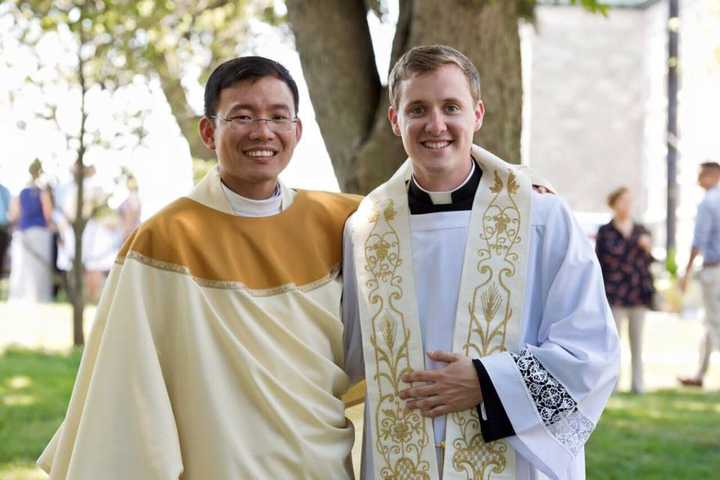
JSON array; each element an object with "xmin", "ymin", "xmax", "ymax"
[
  {"xmin": 697, "ymin": 265, "xmax": 720, "ymax": 378},
  {"xmin": 612, "ymin": 305, "xmax": 646, "ymax": 393},
  {"xmin": 8, "ymin": 227, "xmax": 54, "ymax": 303}
]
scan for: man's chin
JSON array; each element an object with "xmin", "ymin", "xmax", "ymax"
[{"xmin": 412, "ymin": 150, "xmax": 461, "ymax": 169}]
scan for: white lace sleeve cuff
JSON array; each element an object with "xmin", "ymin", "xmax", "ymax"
[{"xmin": 511, "ymin": 349, "xmax": 594, "ymax": 455}]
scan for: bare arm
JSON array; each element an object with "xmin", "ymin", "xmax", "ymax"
[
  {"xmin": 8, "ymin": 196, "xmax": 19, "ymax": 224},
  {"xmin": 40, "ymin": 189, "xmax": 55, "ymax": 229},
  {"xmin": 680, "ymin": 247, "xmax": 701, "ymax": 293}
]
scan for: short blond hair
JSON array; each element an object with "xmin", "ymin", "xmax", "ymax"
[{"xmin": 388, "ymin": 45, "xmax": 481, "ymax": 108}]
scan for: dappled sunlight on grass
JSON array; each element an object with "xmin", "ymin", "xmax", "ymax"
[
  {"xmin": 0, "ymin": 347, "xmax": 81, "ymax": 470},
  {"xmin": 0, "ymin": 463, "xmax": 46, "ymax": 480},
  {"xmin": 2, "ymin": 394, "xmax": 36, "ymax": 407},
  {"xmin": 7, "ymin": 375, "xmax": 33, "ymax": 390}
]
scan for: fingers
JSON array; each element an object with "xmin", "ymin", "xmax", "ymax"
[
  {"xmin": 402, "ymin": 369, "xmax": 441, "ymax": 383},
  {"xmin": 423, "ymin": 404, "xmax": 449, "ymax": 418},
  {"xmin": 426, "ymin": 350, "xmax": 460, "ymax": 363},
  {"xmin": 405, "ymin": 394, "xmax": 443, "ymax": 413},
  {"xmin": 399, "ymin": 382, "xmax": 439, "ymax": 400}
]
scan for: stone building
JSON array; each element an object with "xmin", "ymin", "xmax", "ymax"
[{"xmin": 523, "ymin": 0, "xmax": 720, "ymax": 253}]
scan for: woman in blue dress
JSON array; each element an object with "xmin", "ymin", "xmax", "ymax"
[{"xmin": 8, "ymin": 161, "xmax": 54, "ymax": 302}]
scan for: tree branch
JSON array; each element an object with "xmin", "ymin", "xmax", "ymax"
[{"xmin": 154, "ymin": 51, "xmax": 214, "ymax": 161}]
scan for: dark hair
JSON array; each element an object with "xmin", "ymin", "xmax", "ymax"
[
  {"xmin": 607, "ymin": 186, "xmax": 629, "ymax": 208},
  {"xmin": 700, "ymin": 161, "xmax": 720, "ymax": 172},
  {"xmin": 203, "ymin": 56, "xmax": 299, "ymax": 118}
]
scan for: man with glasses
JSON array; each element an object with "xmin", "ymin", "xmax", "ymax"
[{"xmin": 39, "ymin": 56, "xmax": 360, "ymax": 479}]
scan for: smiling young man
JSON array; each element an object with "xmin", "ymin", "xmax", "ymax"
[
  {"xmin": 38, "ymin": 57, "xmax": 360, "ymax": 479},
  {"xmin": 342, "ymin": 45, "xmax": 619, "ymax": 479}
]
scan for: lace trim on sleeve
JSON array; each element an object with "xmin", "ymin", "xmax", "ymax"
[{"xmin": 511, "ymin": 349, "xmax": 594, "ymax": 455}]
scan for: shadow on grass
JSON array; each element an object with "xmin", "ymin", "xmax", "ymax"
[
  {"xmin": 0, "ymin": 347, "xmax": 81, "ymax": 470},
  {"xmin": 588, "ymin": 389, "xmax": 720, "ymax": 480}
]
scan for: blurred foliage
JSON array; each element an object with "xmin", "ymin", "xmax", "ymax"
[
  {"xmin": 5, "ymin": 0, "xmax": 273, "ymax": 89},
  {"xmin": 192, "ymin": 158, "xmax": 215, "ymax": 185},
  {"xmin": 4, "ymin": 0, "xmax": 275, "ymax": 161},
  {"xmin": 1, "ymin": 2, "xmax": 152, "ymax": 153},
  {"xmin": 665, "ymin": 246, "xmax": 678, "ymax": 278},
  {"xmin": 3, "ymin": 0, "xmax": 606, "ymax": 164},
  {"xmin": 518, "ymin": 0, "xmax": 608, "ymax": 21},
  {"xmin": 366, "ymin": 0, "xmax": 608, "ymax": 23}
]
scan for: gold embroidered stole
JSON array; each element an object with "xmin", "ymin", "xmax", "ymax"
[{"xmin": 352, "ymin": 146, "xmax": 532, "ymax": 480}]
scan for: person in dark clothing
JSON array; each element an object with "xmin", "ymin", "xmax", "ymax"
[
  {"xmin": 0, "ymin": 182, "xmax": 11, "ymax": 280},
  {"xmin": 596, "ymin": 186, "xmax": 655, "ymax": 394}
]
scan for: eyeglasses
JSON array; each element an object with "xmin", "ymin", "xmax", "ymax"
[{"xmin": 211, "ymin": 114, "xmax": 298, "ymax": 132}]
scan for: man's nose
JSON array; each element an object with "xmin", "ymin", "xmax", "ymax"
[
  {"xmin": 248, "ymin": 119, "xmax": 275, "ymax": 140},
  {"xmin": 425, "ymin": 110, "xmax": 447, "ymax": 135}
]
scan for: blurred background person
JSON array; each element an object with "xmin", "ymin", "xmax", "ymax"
[
  {"xmin": 8, "ymin": 160, "xmax": 55, "ymax": 303},
  {"xmin": 678, "ymin": 161, "xmax": 720, "ymax": 388},
  {"xmin": 596, "ymin": 186, "xmax": 655, "ymax": 394},
  {"xmin": 55, "ymin": 164, "xmax": 120, "ymax": 304},
  {"xmin": 0, "ymin": 181, "xmax": 11, "ymax": 286},
  {"xmin": 117, "ymin": 174, "xmax": 141, "ymax": 241}
]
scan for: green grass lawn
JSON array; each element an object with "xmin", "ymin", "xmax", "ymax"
[
  {"xmin": 0, "ymin": 348, "xmax": 81, "ymax": 480},
  {"xmin": 587, "ymin": 390, "xmax": 720, "ymax": 479},
  {"xmin": 1, "ymin": 347, "xmax": 718, "ymax": 479}
]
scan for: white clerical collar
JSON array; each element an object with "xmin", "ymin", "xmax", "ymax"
[
  {"xmin": 221, "ymin": 181, "xmax": 283, "ymax": 217},
  {"xmin": 411, "ymin": 161, "xmax": 476, "ymax": 205}
]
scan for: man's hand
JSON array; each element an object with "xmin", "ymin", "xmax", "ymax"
[
  {"xmin": 679, "ymin": 273, "xmax": 690, "ymax": 294},
  {"xmin": 399, "ymin": 351, "xmax": 482, "ymax": 418}
]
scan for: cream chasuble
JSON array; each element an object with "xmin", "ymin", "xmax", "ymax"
[
  {"xmin": 38, "ymin": 168, "xmax": 361, "ymax": 480},
  {"xmin": 351, "ymin": 146, "xmax": 532, "ymax": 479}
]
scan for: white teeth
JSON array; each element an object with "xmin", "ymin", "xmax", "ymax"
[
  {"xmin": 423, "ymin": 141, "xmax": 451, "ymax": 149},
  {"xmin": 246, "ymin": 150, "xmax": 275, "ymax": 157}
]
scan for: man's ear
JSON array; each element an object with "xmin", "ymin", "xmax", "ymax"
[
  {"xmin": 199, "ymin": 116, "xmax": 216, "ymax": 150},
  {"xmin": 294, "ymin": 116, "xmax": 303, "ymax": 143},
  {"xmin": 474, "ymin": 100, "xmax": 486, "ymax": 132},
  {"xmin": 388, "ymin": 106, "xmax": 401, "ymax": 136}
]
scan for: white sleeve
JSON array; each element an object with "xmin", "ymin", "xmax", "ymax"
[
  {"xmin": 341, "ymin": 215, "xmax": 365, "ymax": 385},
  {"xmin": 37, "ymin": 261, "xmax": 184, "ymax": 479},
  {"xmin": 480, "ymin": 197, "xmax": 619, "ymax": 480}
]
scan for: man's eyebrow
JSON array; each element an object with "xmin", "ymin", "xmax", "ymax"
[
  {"xmin": 268, "ymin": 103, "xmax": 292, "ymax": 112},
  {"xmin": 226, "ymin": 103, "xmax": 292, "ymax": 113},
  {"xmin": 404, "ymin": 99, "xmax": 426, "ymax": 108},
  {"xmin": 404, "ymin": 97, "xmax": 464, "ymax": 107}
]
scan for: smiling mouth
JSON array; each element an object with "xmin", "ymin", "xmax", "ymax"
[
  {"xmin": 243, "ymin": 148, "xmax": 278, "ymax": 158},
  {"xmin": 421, "ymin": 140, "xmax": 453, "ymax": 150}
]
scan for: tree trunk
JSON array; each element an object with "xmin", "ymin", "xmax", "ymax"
[
  {"xmin": 286, "ymin": 0, "xmax": 383, "ymax": 193},
  {"xmin": 287, "ymin": 0, "xmax": 523, "ymax": 194},
  {"xmin": 72, "ymin": 26, "xmax": 88, "ymax": 347},
  {"xmin": 155, "ymin": 51, "xmax": 215, "ymax": 161}
]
